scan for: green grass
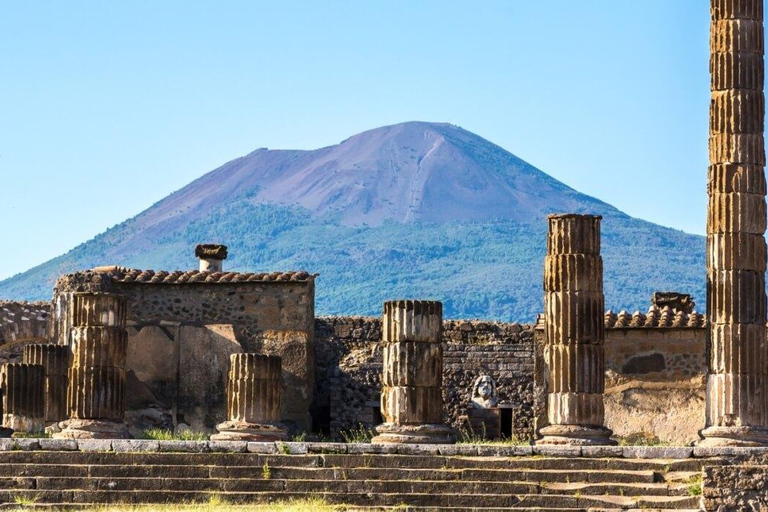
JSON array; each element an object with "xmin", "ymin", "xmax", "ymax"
[
  {"xmin": 12, "ymin": 493, "xmax": 39, "ymax": 505},
  {"xmin": 339, "ymin": 424, "xmax": 376, "ymax": 443},
  {"xmin": 141, "ymin": 428, "xmax": 208, "ymax": 441},
  {"xmin": 685, "ymin": 475, "xmax": 703, "ymax": 496},
  {"xmin": 261, "ymin": 463, "xmax": 271, "ymax": 480},
  {"xmin": 456, "ymin": 426, "xmax": 530, "ymax": 446},
  {"xmin": 615, "ymin": 432, "xmax": 670, "ymax": 446},
  {"xmin": 12, "ymin": 430, "xmax": 49, "ymax": 439}
]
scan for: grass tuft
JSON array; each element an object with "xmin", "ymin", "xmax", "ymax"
[
  {"xmin": 339, "ymin": 424, "xmax": 376, "ymax": 444},
  {"xmin": 456, "ymin": 426, "xmax": 530, "ymax": 446},
  {"xmin": 141, "ymin": 428, "xmax": 208, "ymax": 441},
  {"xmin": 685, "ymin": 474, "xmax": 703, "ymax": 496}
]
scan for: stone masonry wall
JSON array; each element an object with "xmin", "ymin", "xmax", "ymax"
[
  {"xmin": 52, "ymin": 276, "xmax": 316, "ymax": 434},
  {"xmin": 315, "ymin": 316, "xmax": 534, "ymax": 441},
  {"xmin": 603, "ymin": 328, "xmax": 707, "ymax": 445},
  {"xmin": 0, "ymin": 301, "xmax": 51, "ymax": 346},
  {"xmin": 704, "ymin": 465, "xmax": 768, "ymax": 511}
]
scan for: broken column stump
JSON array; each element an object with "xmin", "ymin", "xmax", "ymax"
[
  {"xmin": 372, "ymin": 300, "xmax": 455, "ymax": 444},
  {"xmin": 23, "ymin": 344, "xmax": 69, "ymax": 423},
  {"xmin": 537, "ymin": 214, "xmax": 615, "ymax": 446},
  {"xmin": 1, "ymin": 363, "xmax": 45, "ymax": 434},
  {"xmin": 54, "ymin": 292, "xmax": 131, "ymax": 439},
  {"xmin": 700, "ymin": 0, "xmax": 768, "ymax": 446},
  {"xmin": 211, "ymin": 353, "xmax": 288, "ymax": 441}
]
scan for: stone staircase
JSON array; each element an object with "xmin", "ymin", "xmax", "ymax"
[{"xmin": 0, "ymin": 448, "xmax": 707, "ymax": 510}]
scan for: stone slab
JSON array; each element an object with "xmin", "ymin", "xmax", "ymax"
[
  {"xmin": 277, "ymin": 442, "xmax": 308, "ymax": 455},
  {"xmin": 476, "ymin": 445, "xmax": 534, "ymax": 457},
  {"xmin": 247, "ymin": 442, "xmax": 278, "ymax": 454},
  {"xmin": 39, "ymin": 439, "xmax": 78, "ymax": 451},
  {"xmin": 438, "ymin": 445, "xmax": 479, "ymax": 456},
  {"xmin": 533, "ymin": 445, "xmax": 582, "ymax": 457},
  {"xmin": 622, "ymin": 446, "xmax": 693, "ymax": 459},
  {"xmin": 157, "ymin": 440, "xmax": 209, "ymax": 453},
  {"xmin": 13, "ymin": 439, "xmax": 41, "ymax": 451},
  {"xmin": 77, "ymin": 440, "xmax": 112, "ymax": 452},
  {"xmin": 306, "ymin": 442, "xmax": 348, "ymax": 454},
  {"xmin": 694, "ymin": 446, "xmax": 768, "ymax": 457},
  {"xmin": 396, "ymin": 444, "xmax": 441, "ymax": 455},
  {"xmin": 112, "ymin": 440, "xmax": 159, "ymax": 453},
  {"xmin": 207, "ymin": 441, "xmax": 247, "ymax": 453},
  {"xmin": 581, "ymin": 445, "xmax": 623, "ymax": 458},
  {"xmin": 345, "ymin": 443, "xmax": 398, "ymax": 454}
]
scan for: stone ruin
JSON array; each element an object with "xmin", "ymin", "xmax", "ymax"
[{"xmin": 0, "ymin": 1, "xmax": 764, "ymax": 454}]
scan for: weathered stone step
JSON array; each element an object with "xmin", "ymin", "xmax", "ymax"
[
  {"xmin": 0, "ymin": 507, "xmax": 704, "ymax": 512},
  {"xmin": 0, "ymin": 477, "xmax": 693, "ymax": 497},
  {"xmin": 0, "ymin": 451, "xmax": 707, "ymax": 472},
  {"xmin": 0, "ymin": 463, "xmax": 663, "ymax": 484},
  {"xmin": 0, "ymin": 490, "xmax": 703, "ymax": 509}
]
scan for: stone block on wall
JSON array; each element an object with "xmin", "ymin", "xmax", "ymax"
[
  {"xmin": 125, "ymin": 325, "xmax": 178, "ymax": 435},
  {"xmin": 178, "ymin": 325, "xmax": 243, "ymax": 431},
  {"xmin": 258, "ymin": 330, "xmax": 315, "ymax": 432}
]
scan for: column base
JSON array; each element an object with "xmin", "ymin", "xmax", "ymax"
[
  {"xmin": 697, "ymin": 426, "xmax": 768, "ymax": 447},
  {"xmin": 210, "ymin": 420, "xmax": 289, "ymax": 441},
  {"xmin": 536, "ymin": 425, "xmax": 616, "ymax": 446},
  {"xmin": 3, "ymin": 414, "xmax": 44, "ymax": 434},
  {"xmin": 52, "ymin": 419, "xmax": 133, "ymax": 439},
  {"xmin": 371, "ymin": 423, "xmax": 455, "ymax": 444}
]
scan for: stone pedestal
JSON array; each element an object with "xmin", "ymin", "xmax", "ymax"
[
  {"xmin": 211, "ymin": 354, "xmax": 288, "ymax": 441},
  {"xmin": 54, "ymin": 293, "xmax": 131, "ymax": 440},
  {"xmin": 700, "ymin": 0, "xmax": 768, "ymax": 447},
  {"xmin": 537, "ymin": 214, "xmax": 615, "ymax": 446},
  {"xmin": 372, "ymin": 300, "xmax": 454, "ymax": 444},
  {"xmin": 1, "ymin": 363, "xmax": 45, "ymax": 433},
  {"xmin": 23, "ymin": 344, "xmax": 69, "ymax": 423}
]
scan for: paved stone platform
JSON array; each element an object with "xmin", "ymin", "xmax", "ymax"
[{"xmin": 0, "ymin": 438, "xmax": 755, "ymax": 458}]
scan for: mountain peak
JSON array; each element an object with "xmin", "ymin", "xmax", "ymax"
[
  {"xmin": 141, "ymin": 121, "xmax": 613, "ymax": 230},
  {"xmin": 0, "ymin": 122, "xmax": 703, "ymax": 321}
]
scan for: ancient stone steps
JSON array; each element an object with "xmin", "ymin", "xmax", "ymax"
[
  {"xmin": 0, "ymin": 451, "xmax": 707, "ymax": 472},
  {"xmin": 0, "ymin": 490, "xmax": 703, "ymax": 509},
  {"xmin": 1, "ymin": 463, "xmax": 676, "ymax": 484},
  {"xmin": 0, "ymin": 476, "xmax": 695, "ymax": 496},
  {"xmin": 0, "ymin": 451, "xmax": 707, "ymax": 510}
]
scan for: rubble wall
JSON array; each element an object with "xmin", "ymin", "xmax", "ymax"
[
  {"xmin": 315, "ymin": 316, "xmax": 534, "ymax": 441},
  {"xmin": 0, "ymin": 301, "xmax": 51, "ymax": 346},
  {"xmin": 603, "ymin": 328, "xmax": 707, "ymax": 445}
]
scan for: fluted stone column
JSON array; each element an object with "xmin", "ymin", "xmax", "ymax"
[
  {"xmin": 211, "ymin": 353, "xmax": 288, "ymax": 441},
  {"xmin": 701, "ymin": 0, "xmax": 768, "ymax": 446},
  {"xmin": 54, "ymin": 292, "xmax": 131, "ymax": 439},
  {"xmin": 23, "ymin": 344, "xmax": 69, "ymax": 423},
  {"xmin": 537, "ymin": 214, "xmax": 614, "ymax": 445},
  {"xmin": 1, "ymin": 363, "xmax": 45, "ymax": 433},
  {"xmin": 372, "ymin": 300, "xmax": 454, "ymax": 444}
]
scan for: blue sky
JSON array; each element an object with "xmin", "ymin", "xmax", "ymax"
[{"xmin": 1, "ymin": 1, "xmax": 710, "ymax": 280}]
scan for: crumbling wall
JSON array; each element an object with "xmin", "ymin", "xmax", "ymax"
[
  {"xmin": 0, "ymin": 301, "xmax": 51, "ymax": 346},
  {"xmin": 315, "ymin": 316, "xmax": 534, "ymax": 441},
  {"xmin": 54, "ymin": 273, "xmax": 316, "ymax": 434},
  {"xmin": 603, "ymin": 328, "xmax": 707, "ymax": 445},
  {"xmin": 704, "ymin": 465, "xmax": 768, "ymax": 511}
]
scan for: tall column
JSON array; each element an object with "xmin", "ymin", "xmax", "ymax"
[
  {"xmin": 701, "ymin": 0, "xmax": 768, "ymax": 446},
  {"xmin": 54, "ymin": 293, "xmax": 131, "ymax": 439},
  {"xmin": 372, "ymin": 300, "xmax": 454, "ymax": 444},
  {"xmin": 211, "ymin": 354, "xmax": 288, "ymax": 441},
  {"xmin": 23, "ymin": 344, "xmax": 69, "ymax": 423},
  {"xmin": 537, "ymin": 214, "xmax": 614, "ymax": 445},
  {"xmin": 1, "ymin": 363, "xmax": 45, "ymax": 433}
]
